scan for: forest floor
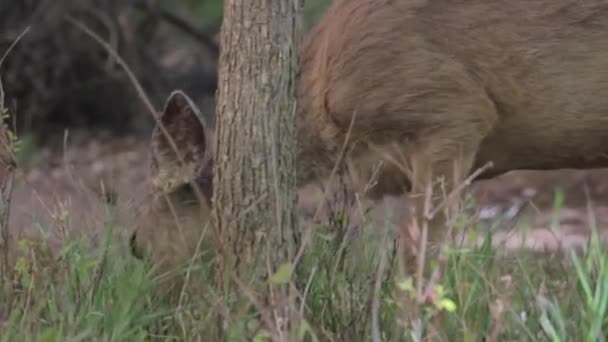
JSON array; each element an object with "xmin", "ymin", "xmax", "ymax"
[
  {"xmin": 10, "ymin": 131, "xmax": 608, "ymax": 254},
  {"xmin": 3, "ymin": 130, "xmax": 608, "ymax": 340}
]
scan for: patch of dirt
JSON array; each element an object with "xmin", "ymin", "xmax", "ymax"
[
  {"xmin": 470, "ymin": 169, "xmax": 608, "ymax": 252},
  {"xmin": 6, "ymin": 134, "xmax": 608, "ymax": 256},
  {"xmin": 7, "ymin": 132, "xmax": 148, "ymax": 249}
]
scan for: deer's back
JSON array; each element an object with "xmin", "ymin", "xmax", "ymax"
[{"xmin": 297, "ymin": 0, "xmax": 608, "ymax": 184}]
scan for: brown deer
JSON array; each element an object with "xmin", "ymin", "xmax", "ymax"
[{"xmin": 130, "ymin": 0, "xmax": 608, "ymax": 277}]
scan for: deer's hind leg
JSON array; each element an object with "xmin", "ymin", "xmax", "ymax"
[{"xmin": 400, "ymin": 108, "xmax": 496, "ymax": 276}]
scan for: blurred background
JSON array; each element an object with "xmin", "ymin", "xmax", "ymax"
[
  {"xmin": 4, "ymin": 3, "xmax": 608, "ymax": 339},
  {"xmin": 0, "ymin": 0, "xmax": 334, "ymax": 242},
  {"xmin": 2, "ymin": 0, "xmax": 608, "ymax": 250},
  {"xmin": 0, "ymin": 0, "xmax": 331, "ymax": 143}
]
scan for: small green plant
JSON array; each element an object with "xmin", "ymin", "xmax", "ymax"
[{"xmin": 0, "ymin": 195, "xmax": 607, "ymax": 340}]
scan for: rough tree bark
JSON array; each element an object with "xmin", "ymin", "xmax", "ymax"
[{"xmin": 212, "ymin": 0, "xmax": 301, "ymax": 327}]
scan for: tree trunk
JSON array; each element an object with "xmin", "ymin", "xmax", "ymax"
[{"xmin": 212, "ymin": 0, "xmax": 301, "ymax": 335}]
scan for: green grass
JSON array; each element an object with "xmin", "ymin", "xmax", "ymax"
[
  {"xmin": 3, "ymin": 2, "xmax": 607, "ymax": 339},
  {"xmin": 2, "ymin": 197, "xmax": 608, "ymax": 341}
]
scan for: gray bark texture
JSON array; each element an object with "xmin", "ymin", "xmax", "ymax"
[{"xmin": 212, "ymin": 0, "xmax": 301, "ymax": 283}]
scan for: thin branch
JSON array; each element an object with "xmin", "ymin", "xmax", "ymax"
[{"xmin": 293, "ymin": 109, "xmax": 358, "ymax": 268}]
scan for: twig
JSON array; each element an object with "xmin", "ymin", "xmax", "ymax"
[
  {"xmin": 66, "ymin": 16, "xmax": 213, "ymax": 242},
  {"xmin": 231, "ymin": 272, "xmax": 280, "ymax": 341},
  {"xmin": 416, "ymin": 175, "xmax": 434, "ymax": 300},
  {"xmin": 0, "ymin": 27, "xmax": 30, "ymax": 67},
  {"xmin": 292, "ymin": 109, "xmax": 358, "ymax": 268},
  {"xmin": 177, "ymin": 221, "xmax": 211, "ymax": 312},
  {"xmin": 0, "ymin": 166, "xmax": 14, "ymax": 283},
  {"xmin": 427, "ymin": 161, "xmax": 494, "ymax": 220},
  {"xmin": 372, "ymin": 226, "xmax": 390, "ymax": 342},
  {"xmin": 299, "ymin": 266, "xmax": 316, "ymax": 316},
  {"xmin": 0, "ymin": 25, "xmax": 29, "ymax": 309}
]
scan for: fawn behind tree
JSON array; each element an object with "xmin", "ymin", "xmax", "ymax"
[{"xmin": 130, "ymin": 0, "xmax": 608, "ymax": 277}]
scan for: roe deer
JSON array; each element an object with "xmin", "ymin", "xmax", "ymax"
[{"xmin": 130, "ymin": 0, "xmax": 608, "ymax": 277}]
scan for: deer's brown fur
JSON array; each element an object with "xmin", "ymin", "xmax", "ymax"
[{"xmin": 131, "ymin": 0, "xmax": 608, "ymax": 276}]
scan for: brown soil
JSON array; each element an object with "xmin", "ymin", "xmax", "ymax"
[{"xmin": 7, "ymin": 133, "xmax": 608, "ymax": 255}]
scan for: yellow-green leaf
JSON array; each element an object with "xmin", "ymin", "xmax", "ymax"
[
  {"xmin": 297, "ymin": 320, "xmax": 315, "ymax": 340},
  {"xmin": 253, "ymin": 332, "xmax": 269, "ymax": 342},
  {"xmin": 437, "ymin": 298, "xmax": 457, "ymax": 312},
  {"xmin": 38, "ymin": 328, "xmax": 60, "ymax": 342},
  {"xmin": 270, "ymin": 262, "xmax": 293, "ymax": 285},
  {"xmin": 396, "ymin": 277, "xmax": 414, "ymax": 293},
  {"xmin": 435, "ymin": 285, "xmax": 446, "ymax": 297}
]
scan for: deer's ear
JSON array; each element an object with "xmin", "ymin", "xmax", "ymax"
[{"xmin": 149, "ymin": 91, "xmax": 211, "ymax": 190}]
